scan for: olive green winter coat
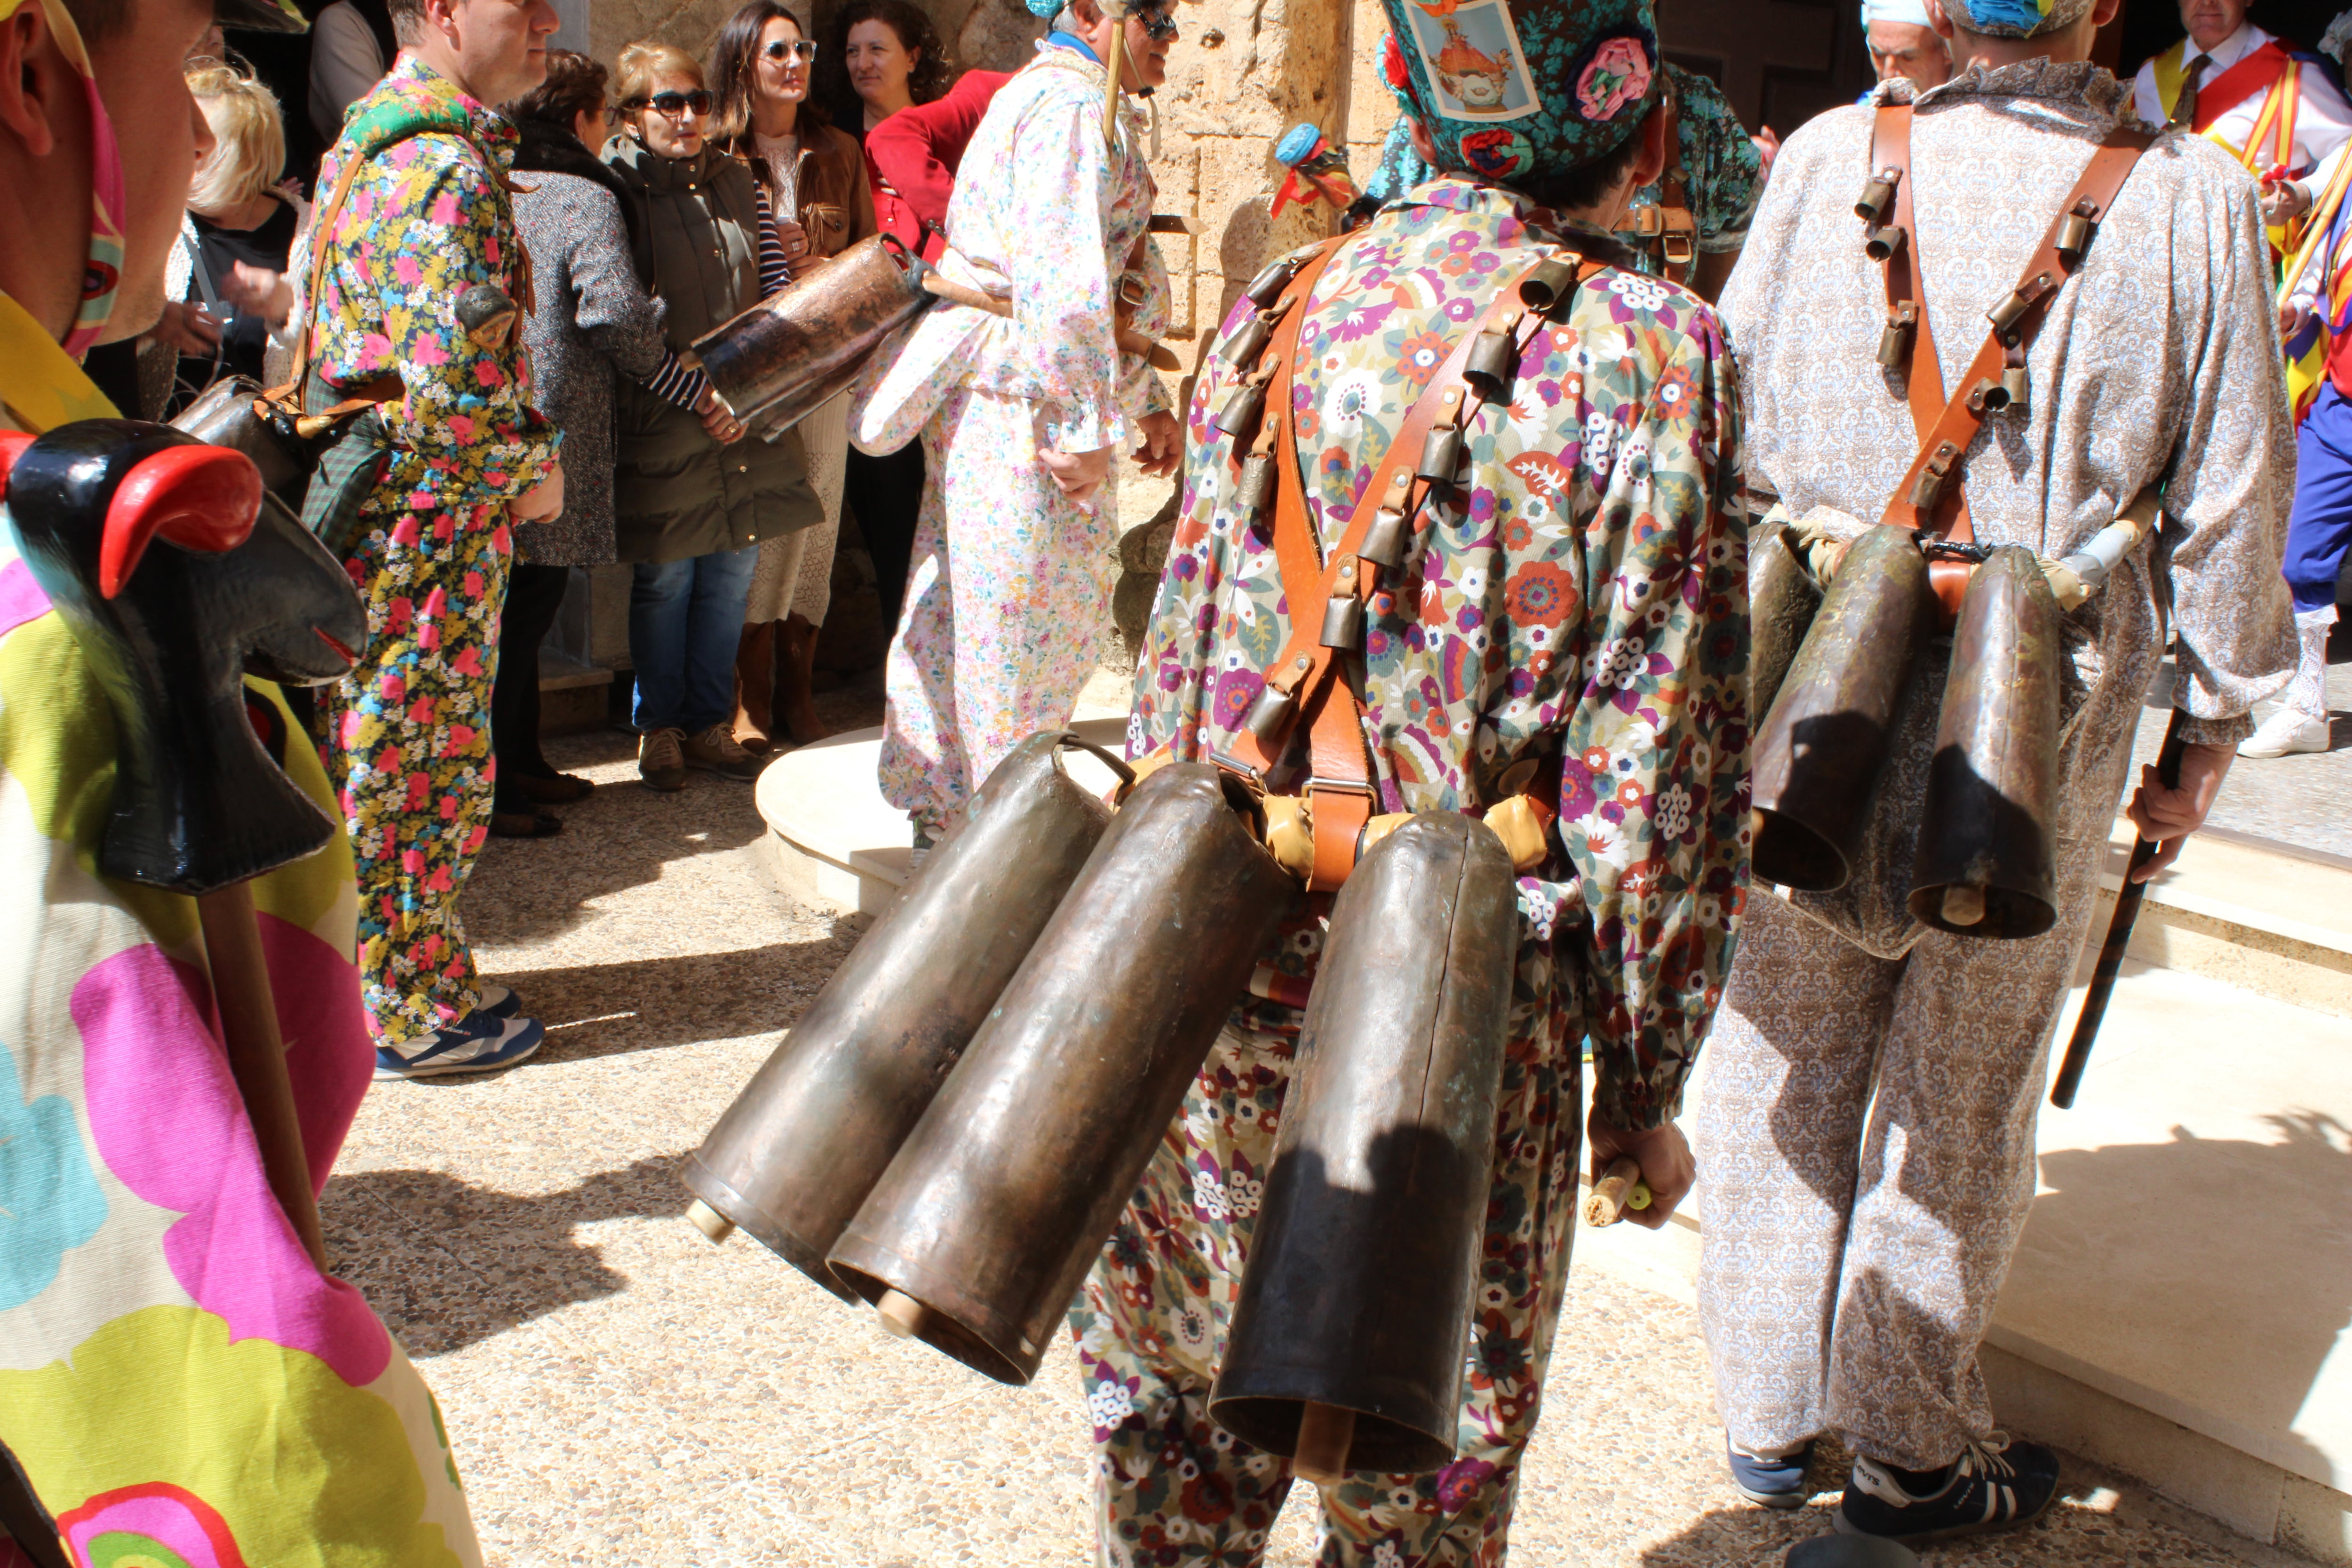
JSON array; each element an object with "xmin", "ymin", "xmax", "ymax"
[{"xmin": 604, "ymin": 136, "xmax": 818, "ymax": 565}]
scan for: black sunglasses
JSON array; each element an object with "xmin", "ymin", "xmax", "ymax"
[
  {"xmin": 625, "ymin": 89, "xmax": 714, "ymax": 117},
  {"xmin": 763, "ymin": 38, "xmax": 817, "ymax": 62}
]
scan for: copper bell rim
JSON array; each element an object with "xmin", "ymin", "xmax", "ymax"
[
  {"xmin": 1905, "ymin": 877, "xmax": 2059, "ymax": 940},
  {"xmin": 1750, "ymin": 806, "xmax": 1852, "ymax": 893},
  {"xmin": 1210, "ymin": 1378, "xmax": 1459, "ymax": 1474},
  {"xmin": 827, "ymin": 1233, "xmax": 1043, "ymax": 1387},
  {"xmin": 683, "ymin": 1154, "xmax": 862, "ymax": 1304}
]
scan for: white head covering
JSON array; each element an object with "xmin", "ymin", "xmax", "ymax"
[
  {"xmin": 2321, "ymin": 9, "xmax": 2352, "ymax": 66},
  {"xmin": 1860, "ymin": 0, "xmax": 1934, "ymax": 26}
]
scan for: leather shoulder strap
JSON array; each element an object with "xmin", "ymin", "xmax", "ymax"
[{"xmin": 1872, "ymin": 113, "xmax": 2154, "ymax": 542}]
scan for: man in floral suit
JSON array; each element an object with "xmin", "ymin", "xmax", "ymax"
[
  {"xmin": 1075, "ymin": 0, "xmax": 1752, "ymax": 1561},
  {"xmin": 298, "ymin": 0, "xmax": 566, "ymax": 1080}
]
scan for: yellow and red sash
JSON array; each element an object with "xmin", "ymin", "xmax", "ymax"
[{"xmin": 2155, "ymin": 37, "xmax": 2296, "ymax": 135}]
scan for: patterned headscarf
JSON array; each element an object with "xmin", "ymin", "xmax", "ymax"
[
  {"xmin": 1376, "ymin": 0, "xmax": 1661, "ymax": 186},
  {"xmin": 1937, "ymin": 0, "xmax": 2095, "ymax": 38},
  {"xmin": 0, "ymin": 0, "xmax": 126, "ymax": 356}
]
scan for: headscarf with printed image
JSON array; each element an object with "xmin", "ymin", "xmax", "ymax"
[
  {"xmin": 1376, "ymin": 0, "xmax": 1663, "ymax": 186},
  {"xmin": 1937, "ymin": 0, "xmax": 2096, "ymax": 39}
]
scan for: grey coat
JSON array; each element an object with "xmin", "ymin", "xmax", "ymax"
[{"xmin": 509, "ymin": 164, "xmax": 669, "ymax": 566}]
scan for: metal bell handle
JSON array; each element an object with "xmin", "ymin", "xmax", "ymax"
[{"xmin": 1051, "ymin": 730, "xmax": 1136, "ymax": 788}]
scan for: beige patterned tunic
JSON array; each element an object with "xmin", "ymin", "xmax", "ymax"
[{"xmin": 1698, "ymin": 60, "xmax": 2295, "ymax": 1472}]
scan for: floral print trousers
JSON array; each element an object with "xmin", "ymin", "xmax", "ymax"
[
  {"xmin": 1070, "ymin": 1018, "xmax": 1581, "ymax": 1568},
  {"xmin": 320, "ymin": 502, "xmax": 507, "ymax": 1045},
  {"xmin": 877, "ymin": 384, "xmax": 1120, "ymax": 833}
]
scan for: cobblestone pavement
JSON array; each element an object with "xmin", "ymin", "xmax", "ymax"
[{"xmin": 320, "ymin": 680, "xmax": 2287, "ymax": 1568}]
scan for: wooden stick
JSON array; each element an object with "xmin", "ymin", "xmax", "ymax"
[
  {"xmin": 1101, "ymin": 9, "xmax": 1127, "ymax": 151},
  {"xmin": 1293, "ymin": 1401, "xmax": 1354, "ymax": 1488},
  {"xmin": 878, "ymin": 1288, "xmax": 930, "ymax": 1339},
  {"xmin": 195, "ymin": 880, "xmax": 327, "ymax": 1270},
  {"xmin": 1582, "ymin": 1155, "xmax": 1653, "ymax": 1228},
  {"xmin": 686, "ymin": 1199, "xmax": 736, "ymax": 1244},
  {"xmin": 2051, "ymin": 707, "xmax": 2188, "ymax": 1109}
]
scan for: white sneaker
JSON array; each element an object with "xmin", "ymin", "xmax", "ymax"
[{"xmin": 2238, "ymin": 707, "xmax": 2329, "ymax": 758}]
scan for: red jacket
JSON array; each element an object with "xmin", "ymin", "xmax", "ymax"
[{"xmin": 864, "ymin": 69, "xmax": 1011, "ymax": 260}]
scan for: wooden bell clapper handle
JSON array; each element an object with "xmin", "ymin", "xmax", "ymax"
[
  {"xmin": 1293, "ymin": 1401, "xmax": 1355, "ymax": 1488},
  {"xmin": 1582, "ymin": 1156, "xmax": 1654, "ymax": 1228},
  {"xmin": 199, "ymin": 880, "xmax": 328, "ymax": 1270}
]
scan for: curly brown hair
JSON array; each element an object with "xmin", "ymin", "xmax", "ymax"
[
  {"xmin": 815, "ymin": 0, "xmax": 951, "ymax": 129},
  {"xmin": 502, "ymin": 48, "xmax": 609, "ymax": 132}
]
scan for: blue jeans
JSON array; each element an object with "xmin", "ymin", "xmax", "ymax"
[
  {"xmin": 2288, "ymin": 382, "xmax": 2352, "ymax": 614},
  {"xmin": 629, "ymin": 546, "xmax": 757, "ymax": 733}
]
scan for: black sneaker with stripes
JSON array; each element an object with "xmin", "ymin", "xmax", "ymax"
[{"xmin": 1834, "ymin": 1434, "xmax": 2062, "ymax": 1544}]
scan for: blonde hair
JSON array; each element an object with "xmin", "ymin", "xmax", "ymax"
[
  {"xmin": 614, "ymin": 40, "xmax": 705, "ymax": 123},
  {"xmin": 185, "ymin": 64, "xmax": 286, "ymax": 215}
]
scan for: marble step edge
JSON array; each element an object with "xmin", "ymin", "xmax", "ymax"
[
  {"xmin": 1571, "ymin": 1183, "xmax": 2352, "ymax": 1563},
  {"xmin": 2104, "ymin": 824, "xmax": 2352, "ymax": 963}
]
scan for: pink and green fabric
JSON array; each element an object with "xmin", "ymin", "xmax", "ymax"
[{"xmin": 0, "ymin": 334, "xmax": 480, "ymax": 1563}]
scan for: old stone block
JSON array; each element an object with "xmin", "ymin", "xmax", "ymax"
[{"xmin": 1112, "ymin": 568, "xmax": 1161, "ymax": 653}]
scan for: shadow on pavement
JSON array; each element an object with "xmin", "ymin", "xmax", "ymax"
[
  {"xmin": 483, "ymin": 931, "xmax": 864, "ymax": 1062},
  {"xmin": 323, "ymin": 1154, "xmax": 692, "ymax": 1357}
]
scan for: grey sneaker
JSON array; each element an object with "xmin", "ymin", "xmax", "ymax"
[
  {"xmin": 638, "ymin": 726, "xmax": 687, "ymax": 792},
  {"xmin": 685, "ymin": 723, "xmax": 765, "ymax": 781}
]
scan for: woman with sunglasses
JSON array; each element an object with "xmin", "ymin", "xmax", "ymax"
[
  {"xmin": 708, "ymin": 0, "xmax": 875, "ymax": 752},
  {"xmin": 605, "ymin": 40, "xmax": 824, "ymax": 792}
]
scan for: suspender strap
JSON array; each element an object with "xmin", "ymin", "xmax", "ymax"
[
  {"xmin": 1868, "ymin": 106, "xmax": 2153, "ymax": 542},
  {"xmin": 1869, "ymin": 107, "xmax": 1953, "ymax": 510}
]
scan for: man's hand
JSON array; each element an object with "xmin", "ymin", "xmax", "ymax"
[
  {"xmin": 2282, "ymin": 300, "xmax": 2316, "ymax": 341},
  {"xmin": 221, "ymin": 261, "xmax": 295, "ymax": 328},
  {"xmin": 1751, "ymin": 125, "xmax": 1780, "ymax": 183},
  {"xmin": 2123, "ymin": 739, "xmax": 2235, "ymax": 881},
  {"xmin": 151, "ymin": 300, "xmax": 223, "ymax": 356},
  {"xmin": 1136, "ymin": 409, "xmax": 1181, "ymax": 478},
  {"xmin": 2262, "ymin": 177, "xmax": 2313, "ymax": 226},
  {"xmin": 1586, "ymin": 1106, "xmax": 1696, "ymax": 1232},
  {"xmin": 698, "ymin": 388, "xmax": 746, "ymax": 444},
  {"xmin": 512, "ymin": 463, "xmax": 566, "ymax": 522},
  {"xmin": 1040, "ymin": 441, "xmax": 1113, "ymax": 502}
]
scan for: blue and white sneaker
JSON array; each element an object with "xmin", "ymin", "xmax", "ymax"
[
  {"xmin": 477, "ymin": 984, "xmax": 521, "ymax": 1020},
  {"xmin": 1835, "ymin": 1434, "xmax": 2061, "ymax": 1544},
  {"xmin": 1728, "ymin": 1435, "xmax": 1816, "ymax": 1510},
  {"xmin": 374, "ymin": 1010, "xmax": 545, "ymax": 1081}
]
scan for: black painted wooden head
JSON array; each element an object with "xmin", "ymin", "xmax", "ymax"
[{"xmin": 1, "ymin": 419, "xmax": 369, "ymax": 894}]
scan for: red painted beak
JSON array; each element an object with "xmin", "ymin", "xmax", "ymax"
[{"xmin": 100, "ymin": 445, "xmax": 264, "ymax": 599}]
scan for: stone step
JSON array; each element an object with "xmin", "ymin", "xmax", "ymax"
[{"xmin": 2099, "ymin": 824, "xmax": 2352, "ymax": 1018}]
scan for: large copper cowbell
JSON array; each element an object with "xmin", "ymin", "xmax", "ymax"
[
  {"xmin": 170, "ymin": 376, "xmax": 311, "ymax": 502},
  {"xmin": 1210, "ymin": 813, "xmax": 1517, "ymax": 1473},
  {"xmin": 1750, "ymin": 526, "xmax": 1936, "ymax": 891},
  {"xmin": 690, "ymin": 232, "xmax": 933, "ymax": 438},
  {"xmin": 1907, "ymin": 545, "xmax": 2063, "ymax": 937},
  {"xmin": 683, "ymin": 732, "xmax": 1117, "ymax": 1299},
  {"xmin": 1749, "ymin": 520, "xmax": 1823, "ymax": 733},
  {"xmin": 827, "ymin": 763, "xmax": 1296, "ymax": 1385}
]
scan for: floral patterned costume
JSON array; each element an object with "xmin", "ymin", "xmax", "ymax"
[
  {"xmin": 297, "ymin": 58, "xmax": 561, "ymax": 1045},
  {"xmin": 1076, "ymin": 176, "xmax": 1750, "ymax": 1567},
  {"xmin": 853, "ymin": 38, "xmax": 1171, "ymax": 835}
]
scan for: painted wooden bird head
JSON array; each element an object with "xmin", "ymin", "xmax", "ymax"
[{"xmin": 0, "ymin": 419, "xmax": 368, "ymax": 894}]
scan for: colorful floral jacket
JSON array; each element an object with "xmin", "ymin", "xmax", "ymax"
[
  {"xmin": 296, "ymin": 56, "xmax": 560, "ymax": 516},
  {"xmin": 1129, "ymin": 177, "xmax": 1751, "ymax": 1130}
]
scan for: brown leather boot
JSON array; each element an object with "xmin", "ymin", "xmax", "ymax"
[
  {"xmin": 732, "ymin": 620, "xmax": 778, "ymax": 755},
  {"xmin": 778, "ymin": 613, "xmax": 831, "ymax": 746}
]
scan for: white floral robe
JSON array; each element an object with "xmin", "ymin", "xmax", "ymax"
[{"xmin": 851, "ymin": 39, "xmax": 1171, "ymax": 832}]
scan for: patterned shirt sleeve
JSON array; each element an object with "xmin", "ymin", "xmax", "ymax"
[
  {"xmin": 1558, "ymin": 310, "xmax": 1751, "ymax": 1130},
  {"xmin": 359, "ymin": 139, "xmax": 560, "ymax": 510}
]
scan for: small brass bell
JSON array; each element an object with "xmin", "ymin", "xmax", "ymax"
[
  {"xmin": 1417, "ymin": 425, "xmax": 1462, "ymax": 486},
  {"xmin": 1864, "ymin": 223, "xmax": 1905, "ymax": 262},
  {"xmin": 2056, "ymin": 210, "xmax": 2094, "ymax": 265},
  {"xmin": 1999, "ymin": 363, "xmax": 2030, "ymax": 414},
  {"xmin": 1877, "ymin": 302, "xmax": 1918, "ymax": 369},
  {"xmin": 1235, "ymin": 453, "xmax": 1276, "ymax": 513},
  {"xmin": 1245, "ymin": 682, "xmax": 1296, "ymax": 744},
  {"xmin": 1854, "ymin": 169, "xmax": 1899, "ymax": 224},
  {"xmin": 1222, "ymin": 311, "xmax": 1274, "ymax": 369},
  {"xmin": 1518, "ymin": 256, "xmax": 1581, "ymax": 312},
  {"xmin": 1216, "ymin": 379, "xmax": 1267, "ymax": 438},
  {"xmin": 1244, "ymin": 254, "xmax": 1301, "ymax": 308},
  {"xmin": 1464, "ymin": 330, "xmax": 1517, "ymax": 401},
  {"xmin": 1359, "ymin": 506, "xmax": 1409, "ymax": 570}
]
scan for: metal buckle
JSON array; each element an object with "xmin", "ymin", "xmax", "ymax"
[{"xmin": 1305, "ymin": 775, "xmax": 1374, "ymax": 796}]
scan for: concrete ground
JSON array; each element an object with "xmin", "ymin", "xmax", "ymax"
[
  {"xmin": 2153, "ymin": 631, "xmax": 2352, "ymax": 860},
  {"xmin": 319, "ymin": 677, "xmax": 2298, "ymax": 1568}
]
